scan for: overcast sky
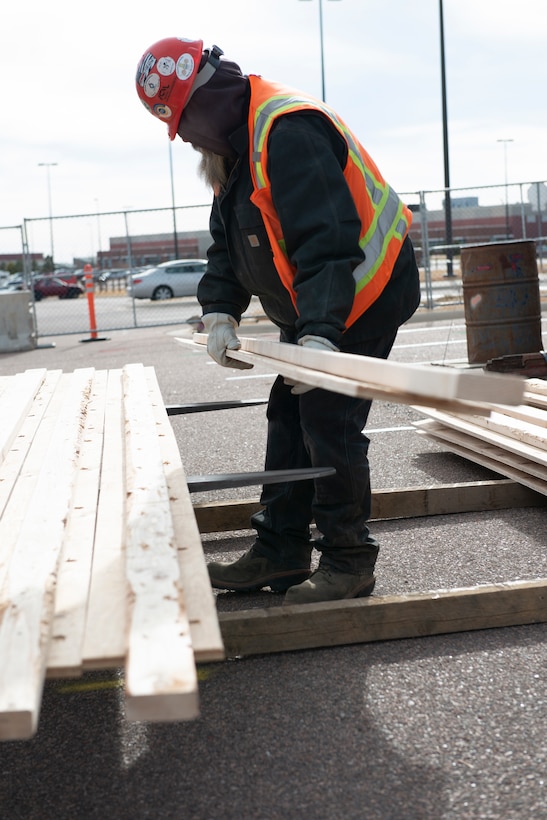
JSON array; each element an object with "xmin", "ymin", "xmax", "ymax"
[{"xmin": 2, "ymin": 0, "xmax": 546, "ymax": 257}]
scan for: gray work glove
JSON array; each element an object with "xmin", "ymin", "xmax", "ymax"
[
  {"xmin": 201, "ymin": 312, "xmax": 253, "ymax": 370},
  {"xmin": 284, "ymin": 334, "xmax": 339, "ymax": 395}
]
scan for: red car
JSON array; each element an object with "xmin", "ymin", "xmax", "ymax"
[{"xmin": 32, "ymin": 276, "xmax": 84, "ymax": 301}]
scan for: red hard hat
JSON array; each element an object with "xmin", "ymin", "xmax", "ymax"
[{"xmin": 136, "ymin": 37, "xmax": 205, "ymax": 140}]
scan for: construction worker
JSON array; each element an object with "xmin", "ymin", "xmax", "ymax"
[{"xmin": 136, "ymin": 38, "xmax": 421, "ymax": 604}]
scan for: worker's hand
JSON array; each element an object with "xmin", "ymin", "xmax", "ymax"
[
  {"xmin": 201, "ymin": 312, "xmax": 253, "ymax": 369},
  {"xmin": 284, "ymin": 335, "xmax": 339, "ymax": 394}
]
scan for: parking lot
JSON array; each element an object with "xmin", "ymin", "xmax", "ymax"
[
  {"xmin": 0, "ymin": 309, "xmax": 545, "ymax": 819},
  {"xmin": 21, "ymin": 264, "xmax": 547, "ymax": 342}
]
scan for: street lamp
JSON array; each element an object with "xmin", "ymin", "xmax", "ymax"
[
  {"xmin": 94, "ymin": 198, "xmax": 103, "ymax": 268},
  {"xmin": 497, "ymin": 138, "xmax": 514, "ymax": 239},
  {"xmin": 439, "ymin": 0, "xmax": 454, "ymax": 277},
  {"xmin": 299, "ymin": 0, "xmax": 342, "ymax": 103},
  {"xmin": 38, "ymin": 162, "xmax": 58, "ymax": 266}
]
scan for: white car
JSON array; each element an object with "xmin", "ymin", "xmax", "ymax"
[{"xmin": 128, "ymin": 259, "xmax": 207, "ymax": 300}]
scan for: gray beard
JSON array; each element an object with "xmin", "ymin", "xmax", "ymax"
[{"xmin": 193, "ymin": 146, "xmax": 229, "ymax": 194}]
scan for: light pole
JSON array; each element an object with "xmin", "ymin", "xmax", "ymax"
[
  {"xmin": 94, "ymin": 198, "xmax": 103, "ymax": 268},
  {"xmin": 38, "ymin": 162, "xmax": 58, "ymax": 266},
  {"xmin": 299, "ymin": 0, "xmax": 342, "ymax": 102},
  {"xmin": 497, "ymin": 138, "xmax": 513, "ymax": 239},
  {"xmin": 439, "ymin": 0, "xmax": 454, "ymax": 277}
]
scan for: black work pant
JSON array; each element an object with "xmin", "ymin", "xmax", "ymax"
[{"xmin": 252, "ymin": 330, "xmax": 398, "ymax": 571}]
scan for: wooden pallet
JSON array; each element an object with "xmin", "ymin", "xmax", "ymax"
[
  {"xmin": 193, "ymin": 480, "xmax": 547, "ymax": 658},
  {"xmin": 0, "ymin": 365, "xmax": 223, "ymax": 740},
  {"xmin": 193, "ymin": 478, "xmax": 547, "ymax": 533},
  {"xmin": 219, "ymin": 580, "xmax": 547, "ymax": 657}
]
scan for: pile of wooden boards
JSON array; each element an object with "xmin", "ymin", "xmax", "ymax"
[
  {"xmin": 0, "ymin": 342, "xmax": 539, "ymax": 741},
  {"xmin": 413, "ymin": 378, "xmax": 547, "ymax": 496},
  {"xmin": 0, "ymin": 364, "xmax": 223, "ymax": 741}
]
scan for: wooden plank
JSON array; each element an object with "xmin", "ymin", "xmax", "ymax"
[
  {"xmin": 525, "ymin": 393, "xmax": 547, "ymax": 411},
  {"xmin": 47, "ymin": 370, "xmax": 109, "ymax": 678},
  {"xmin": 524, "ymin": 379, "xmax": 547, "ymax": 411},
  {"xmin": 192, "ymin": 480, "xmax": 547, "ymax": 534},
  {"xmin": 230, "ymin": 349, "xmax": 499, "ymax": 415},
  {"xmin": 191, "ymin": 334, "xmax": 525, "ymax": 407},
  {"xmin": 414, "ymin": 407, "xmax": 547, "ymax": 468},
  {"xmin": 464, "ymin": 409, "xmax": 547, "ymax": 452},
  {"xmin": 0, "ymin": 370, "xmax": 62, "ymax": 521},
  {"xmin": 218, "ymin": 579, "xmax": 547, "ymax": 658},
  {"xmin": 193, "ymin": 498, "xmax": 264, "ymax": 534},
  {"xmin": 492, "ymin": 403, "xmax": 547, "ymax": 429},
  {"xmin": 415, "ymin": 420, "xmax": 547, "ymax": 496},
  {"xmin": 0, "ymin": 369, "xmax": 46, "ymax": 463},
  {"xmin": 81, "ymin": 369, "xmax": 127, "ymax": 669},
  {"xmin": 0, "ymin": 369, "xmax": 94, "ymax": 740},
  {"xmin": 143, "ymin": 366, "xmax": 224, "ymax": 662},
  {"xmin": 368, "ymin": 479, "xmax": 547, "ymax": 518},
  {"xmin": 0, "ymin": 373, "xmax": 67, "ymax": 623},
  {"xmin": 526, "ymin": 378, "xmax": 547, "ymax": 395},
  {"xmin": 122, "ymin": 363, "xmax": 199, "ymax": 722}
]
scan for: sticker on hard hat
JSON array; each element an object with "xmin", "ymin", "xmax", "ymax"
[
  {"xmin": 144, "ymin": 73, "xmax": 161, "ymax": 98},
  {"xmin": 136, "ymin": 53, "xmax": 156, "ymax": 87},
  {"xmin": 157, "ymin": 56, "xmax": 175, "ymax": 76},
  {"xmin": 153, "ymin": 104, "xmax": 172, "ymax": 119},
  {"xmin": 176, "ymin": 54, "xmax": 195, "ymax": 81}
]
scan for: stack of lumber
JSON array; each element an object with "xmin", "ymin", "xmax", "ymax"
[
  {"xmin": 413, "ymin": 379, "xmax": 547, "ymax": 496},
  {"xmin": 0, "ymin": 364, "xmax": 223, "ymax": 741},
  {"xmin": 187, "ymin": 335, "xmax": 526, "ymax": 413}
]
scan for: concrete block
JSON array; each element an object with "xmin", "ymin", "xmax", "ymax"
[{"xmin": 0, "ymin": 291, "xmax": 36, "ymax": 352}]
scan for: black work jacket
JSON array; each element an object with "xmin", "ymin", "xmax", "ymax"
[{"xmin": 197, "ymin": 111, "xmax": 421, "ymax": 346}]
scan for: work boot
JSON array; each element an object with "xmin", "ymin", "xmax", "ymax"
[
  {"xmin": 208, "ymin": 546, "xmax": 311, "ymax": 593},
  {"xmin": 283, "ymin": 561, "xmax": 375, "ymax": 605}
]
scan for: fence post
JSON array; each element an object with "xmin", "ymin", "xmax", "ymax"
[{"xmin": 419, "ymin": 192, "xmax": 434, "ymax": 310}]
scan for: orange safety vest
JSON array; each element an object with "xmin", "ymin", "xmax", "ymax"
[{"xmin": 247, "ymin": 75, "xmax": 412, "ymax": 328}]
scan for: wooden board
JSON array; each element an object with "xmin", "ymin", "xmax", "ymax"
[
  {"xmin": 80, "ymin": 369, "xmax": 127, "ymax": 669},
  {"xmin": 0, "ymin": 369, "xmax": 94, "ymax": 740},
  {"xmin": 192, "ymin": 479, "xmax": 547, "ymax": 534},
  {"xmin": 0, "ymin": 370, "xmax": 62, "ymax": 521},
  {"xmin": 523, "ymin": 379, "xmax": 547, "ymax": 411},
  {"xmin": 48, "ymin": 370, "xmax": 109, "ymax": 677},
  {"xmin": 413, "ymin": 381, "xmax": 547, "ymax": 497},
  {"xmin": 414, "ymin": 407, "xmax": 547, "ymax": 468},
  {"xmin": 0, "ymin": 368, "xmax": 47, "ymax": 463},
  {"xmin": 143, "ymin": 367, "xmax": 224, "ymax": 663},
  {"xmin": 219, "ymin": 580, "xmax": 547, "ymax": 658},
  {"xmin": 188, "ymin": 334, "xmax": 525, "ymax": 410},
  {"xmin": 0, "ymin": 365, "xmax": 224, "ymax": 739},
  {"xmin": 122, "ymin": 364, "xmax": 199, "ymax": 722},
  {"xmin": 414, "ymin": 419, "xmax": 547, "ymax": 496}
]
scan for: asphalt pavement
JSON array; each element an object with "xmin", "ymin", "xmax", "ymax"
[{"xmin": 0, "ymin": 308, "xmax": 545, "ymax": 820}]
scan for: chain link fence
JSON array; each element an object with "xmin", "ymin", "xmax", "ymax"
[
  {"xmin": 1, "ymin": 181, "xmax": 546, "ymax": 340},
  {"xmin": 404, "ymin": 180, "xmax": 547, "ymax": 310}
]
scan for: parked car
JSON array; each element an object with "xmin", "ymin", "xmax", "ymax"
[
  {"xmin": 97, "ymin": 269, "xmax": 133, "ymax": 288},
  {"xmin": 0, "ymin": 274, "xmax": 25, "ymax": 292},
  {"xmin": 32, "ymin": 276, "xmax": 84, "ymax": 301},
  {"xmin": 127, "ymin": 259, "xmax": 207, "ymax": 300}
]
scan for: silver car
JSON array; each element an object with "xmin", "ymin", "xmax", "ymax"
[{"xmin": 128, "ymin": 259, "xmax": 207, "ymax": 300}]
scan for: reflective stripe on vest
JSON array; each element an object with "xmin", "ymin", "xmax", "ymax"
[{"xmin": 248, "ymin": 77, "xmax": 412, "ymax": 325}]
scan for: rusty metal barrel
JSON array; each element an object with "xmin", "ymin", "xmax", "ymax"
[{"xmin": 461, "ymin": 240, "xmax": 543, "ymax": 364}]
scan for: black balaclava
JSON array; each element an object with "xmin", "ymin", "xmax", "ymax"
[{"xmin": 177, "ymin": 53, "xmax": 250, "ymax": 159}]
